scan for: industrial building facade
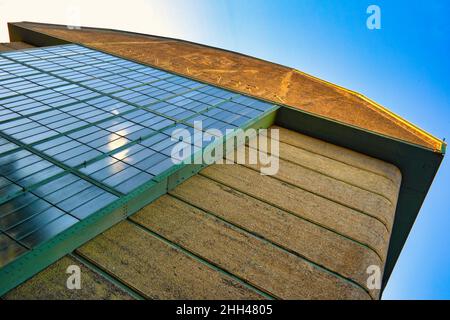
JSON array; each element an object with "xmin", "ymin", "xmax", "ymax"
[{"xmin": 0, "ymin": 22, "xmax": 445, "ymax": 300}]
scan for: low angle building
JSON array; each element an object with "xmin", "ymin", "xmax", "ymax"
[{"xmin": 0, "ymin": 22, "xmax": 445, "ymax": 300}]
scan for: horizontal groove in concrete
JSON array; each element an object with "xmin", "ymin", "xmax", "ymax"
[
  {"xmin": 130, "ymin": 195, "xmax": 371, "ymax": 300},
  {"xmin": 76, "ymin": 220, "xmax": 266, "ymax": 300},
  {"xmin": 201, "ymin": 165, "xmax": 389, "ymax": 259},
  {"xmin": 169, "ymin": 174, "xmax": 382, "ymax": 296}
]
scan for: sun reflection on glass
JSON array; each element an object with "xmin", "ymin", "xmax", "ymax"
[{"xmin": 105, "ymin": 133, "xmax": 129, "ymax": 153}]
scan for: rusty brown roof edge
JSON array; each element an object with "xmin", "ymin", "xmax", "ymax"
[
  {"xmin": 10, "ymin": 21, "xmax": 298, "ymax": 71},
  {"xmin": 293, "ymin": 69, "xmax": 446, "ymax": 154},
  {"xmin": 8, "ymin": 21, "xmax": 445, "ymax": 154}
]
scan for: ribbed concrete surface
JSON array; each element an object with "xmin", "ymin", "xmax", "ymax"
[
  {"xmin": 131, "ymin": 195, "xmax": 370, "ymax": 299},
  {"xmin": 202, "ymin": 165, "xmax": 390, "ymax": 260},
  {"xmin": 170, "ymin": 175, "xmax": 382, "ymax": 294},
  {"xmin": 4, "ymin": 127, "xmax": 401, "ymax": 300},
  {"xmin": 77, "ymin": 222, "xmax": 264, "ymax": 299}
]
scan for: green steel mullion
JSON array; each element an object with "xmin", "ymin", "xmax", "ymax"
[
  {"xmin": 0, "ymin": 167, "xmax": 69, "ymax": 205},
  {"xmin": 0, "ymin": 103, "xmax": 141, "ymax": 195},
  {"xmin": 0, "ymin": 130, "xmax": 123, "ymax": 198},
  {"xmin": 1, "ymin": 97, "xmax": 269, "ymax": 190},
  {"xmin": 0, "ymin": 140, "xmax": 71, "ymax": 194},
  {"xmin": 1, "ymin": 45, "xmax": 277, "ymax": 200},
  {"xmin": 0, "ymin": 101, "xmax": 276, "ymax": 201},
  {"xmin": 0, "ymin": 232, "xmax": 29, "ymax": 254},
  {"xmin": 128, "ymin": 106, "xmax": 278, "ymax": 184},
  {"xmin": 9, "ymin": 94, "xmax": 247, "ymax": 179},
  {"xmin": 8, "ymin": 45, "xmax": 213, "ymax": 116},
  {"xmin": 1, "ymin": 58, "xmax": 213, "ymax": 152},
  {"xmin": 0, "ymin": 191, "xmax": 128, "ymax": 296},
  {"xmin": 1, "ymin": 101, "xmax": 209, "ymax": 206},
  {"xmin": 152, "ymin": 109, "xmax": 278, "ymax": 184},
  {"xmin": 0, "ymin": 188, "xmax": 22, "ymax": 206},
  {"xmin": 5, "ymin": 196, "xmax": 78, "ymax": 249},
  {"xmin": 88, "ymin": 81, "xmax": 212, "ymax": 125},
  {"xmin": 2, "ymin": 51, "xmax": 188, "ymax": 126},
  {"xmin": 69, "ymin": 100, "xmax": 262, "ymax": 173},
  {"xmin": 0, "ymin": 144, "xmax": 20, "ymax": 157},
  {"xmin": 182, "ymin": 104, "xmax": 279, "ymax": 142},
  {"xmin": 23, "ymin": 110, "xmax": 142, "ymax": 148},
  {"xmin": 76, "ymin": 44, "xmax": 289, "ymax": 167},
  {"xmin": 62, "ymin": 108, "xmax": 277, "ymax": 198},
  {"xmin": 0, "ymin": 174, "xmax": 169, "ymax": 296},
  {"xmin": 0, "ymin": 67, "xmax": 84, "ymax": 104},
  {"xmin": 27, "ymin": 54, "xmax": 187, "ymax": 96},
  {"xmin": 0, "ymin": 159, "xmax": 120, "ymax": 227},
  {"xmin": 29, "ymin": 120, "xmax": 184, "ymax": 176},
  {"xmin": 2, "ymin": 45, "xmax": 266, "ymax": 168},
  {"xmin": 181, "ymin": 107, "xmax": 278, "ymax": 174},
  {"xmin": 76, "ymin": 106, "xmax": 278, "ymax": 187},
  {"xmin": 3, "ymin": 44, "xmax": 254, "ymax": 133},
  {"xmin": 69, "ymin": 125, "xmax": 180, "ymax": 170},
  {"xmin": 1, "ymin": 102, "xmax": 184, "ymax": 170},
  {"xmin": 0, "ymin": 89, "xmax": 107, "ymax": 126},
  {"xmin": 0, "ymin": 110, "xmax": 141, "ymax": 183},
  {"xmin": 0, "ymin": 85, "xmax": 170, "ymax": 146}
]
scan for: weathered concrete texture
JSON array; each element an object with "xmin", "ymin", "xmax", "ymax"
[
  {"xmin": 77, "ymin": 221, "xmax": 264, "ymax": 300},
  {"xmin": 131, "ymin": 195, "xmax": 370, "ymax": 300},
  {"xmin": 170, "ymin": 175, "xmax": 381, "ymax": 296},
  {"xmin": 238, "ymin": 142, "xmax": 395, "ymax": 229},
  {"xmin": 202, "ymin": 164, "xmax": 390, "ymax": 259},
  {"xmin": 245, "ymin": 157, "xmax": 394, "ymax": 229},
  {"xmin": 13, "ymin": 22, "xmax": 442, "ymax": 151},
  {"xmin": 4, "ymin": 256, "xmax": 133, "ymax": 300},
  {"xmin": 276, "ymin": 141, "xmax": 399, "ymax": 204},
  {"xmin": 269, "ymin": 126, "xmax": 402, "ymax": 186}
]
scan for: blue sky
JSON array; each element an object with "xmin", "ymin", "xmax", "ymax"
[{"xmin": 1, "ymin": 0, "xmax": 449, "ymax": 299}]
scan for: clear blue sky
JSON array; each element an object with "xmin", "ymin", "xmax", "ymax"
[
  {"xmin": 191, "ymin": 0, "xmax": 450, "ymax": 299},
  {"xmin": 1, "ymin": 0, "xmax": 449, "ymax": 299}
]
